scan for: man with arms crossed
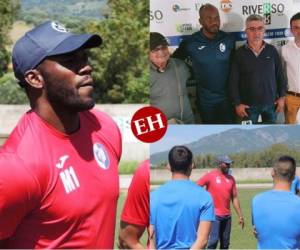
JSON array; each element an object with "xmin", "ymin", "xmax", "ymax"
[
  {"xmin": 229, "ymin": 14, "xmax": 286, "ymax": 124},
  {"xmin": 0, "ymin": 21, "xmax": 122, "ymax": 248},
  {"xmin": 150, "ymin": 146, "xmax": 215, "ymax": 249},
  {"xmin": 197, "ymin": 155, "xmax": 244, "ymax": 249},
  {"xmin": 173, "ymin": 4, "xmax": 235, "ymax": 124},
  {"xmin": 282, "ymin": 12, "xmax": 300, "ymax": 124},
  {"xmin": 252, "ymin": 156, "xmax": 300, "ymax": 249}
]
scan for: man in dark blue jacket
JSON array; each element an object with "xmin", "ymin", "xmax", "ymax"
[
  {"xmin": 173, "ymin": 3, "xmax": 235, "ymax": 124},
  {"xmin": 229, "ymin": 14, "xmax": 286, "ymax": 124}
]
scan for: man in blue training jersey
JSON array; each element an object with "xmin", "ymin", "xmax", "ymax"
[
  {"xmin": 252, "ymin": 155, "xmax": 300, "ymax": 249},
  {"xmin": 150, "ymin": 146, "xmax": 215, "ymax": 249},
  {"xmin": 291, "ymin": 175, "xmax": 300, "ymax": 194},
  {"xmin": 173, "ymin": 3, "xmax": 235, "ymax": 124}
]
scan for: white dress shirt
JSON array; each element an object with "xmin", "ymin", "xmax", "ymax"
[{"xmin": 282, "ymin": 40, "xmax": 300, "ymax": 93}]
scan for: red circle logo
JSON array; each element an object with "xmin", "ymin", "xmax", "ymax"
[{"xmin": 131, "ymin": 106, "xmax": 168, "ymax": 143}]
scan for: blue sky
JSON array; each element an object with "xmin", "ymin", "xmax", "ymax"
[{"xmin": 150, "ymin": 125, "xmax": 269, "ymax": 154}]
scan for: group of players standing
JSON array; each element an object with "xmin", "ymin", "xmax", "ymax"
[{"xmin": 150, "ymin": 146, "xmax": 300, "ymax": 249}]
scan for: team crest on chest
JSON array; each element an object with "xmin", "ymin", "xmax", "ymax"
[
  {"xmin": 219, "ymin": 43, "xmax": 226, "ymax": 52},
  {"xmin": 93, "ymin": 143, "xmax": 110, "ymax": 170}
]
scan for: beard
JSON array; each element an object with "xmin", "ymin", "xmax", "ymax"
[
  {"xmin": 207, "ymin": 25, "xmax": 219, "ymax": 34},
  {"xmin": 45, "ymin": 80, "xmax": 95, "ymax": 113},
  {"xmin": 221, "ymin": 167, "xmax": 229, "ymax": 174}
]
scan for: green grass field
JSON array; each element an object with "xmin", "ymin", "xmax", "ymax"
[
  {"xmin": 230, "ymin": 188, "xmax": 268, "ymax": 249},
  {"xmin": 114, "ymin": 191, "xmax": 147, "ymax": 248},
  {"xmin": 138, "ymin": 187, "xmax": 269, "ymax": 249}
]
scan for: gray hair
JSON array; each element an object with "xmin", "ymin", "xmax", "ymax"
[{"xmin": 246, "ymin": 14, "xmax": 264, "ymax": 24}]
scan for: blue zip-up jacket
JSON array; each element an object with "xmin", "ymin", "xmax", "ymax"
[{"xmin": 173, "ymin": 30, "xmax": 235, "ymax": 105}]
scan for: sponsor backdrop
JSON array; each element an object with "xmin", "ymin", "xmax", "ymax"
[{"xmin": 150, "ymin": 0, "xmax": 300, "ymax": 48}]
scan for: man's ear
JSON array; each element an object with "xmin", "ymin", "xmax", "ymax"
[
  {"xmin": 199, "ymin": 18, "xmax": 202, "ymax": 26},
  {"xmin": 271, "ymin": 168, "xmax": 275, "ymax": 178},
  {"xmin": 24, "ymin": 69, "xmax": 44, "ymax": 89},
  {"xmin": 165, "ymin": 164, "xmax": 171, "ymax": 171}
]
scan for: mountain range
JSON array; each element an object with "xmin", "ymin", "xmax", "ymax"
[
  {"xmin": 21, "ymin": 0, "xmax": 107, "ymax": 20},
  {"xmin": 151, "ymin": 126, "xmax": 300, "ymax": 165}
]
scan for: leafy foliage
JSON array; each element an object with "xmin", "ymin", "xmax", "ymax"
[
  {"xmin": 85, "ymin": 0, "xmax": 149, "ymax": 103},
  {"xmin": 0, "ymin": 0, "xmax": 148, "ymax": 104},
  {"xmin": 0, "ymin": 0, "xmax": 20, "ymax": 77},
  {"xmin": 0, "ymin": 73, "xmax": 27, "ymax": 104}
]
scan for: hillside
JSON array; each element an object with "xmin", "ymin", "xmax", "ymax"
[
  {"xmin": 151, "ymin": 126, "xmax": 300, "ymax": 165},
  {"xmin": 19, "ymin": 0, "xmax": 108, "ymax": 24}
]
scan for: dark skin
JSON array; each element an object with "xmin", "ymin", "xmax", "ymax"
[
  {"xmin": 0, "ymin": 49, "xmax": 95, "ymax": 246},
  {"xmin": 199, "ymin": 5, "xmax": 220, "ymax": 40},
  {"xmin": 24, "ymin": 50, "xmax": 94, "ymax": 134},
  {"xmin": 119, "ymin": 221, "xmax": 146, "ymax": 249}
]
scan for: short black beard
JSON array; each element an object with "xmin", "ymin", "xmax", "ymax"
[{"xmin": 45, "ymin": 82, "xmax": 95, "ymax": 113}]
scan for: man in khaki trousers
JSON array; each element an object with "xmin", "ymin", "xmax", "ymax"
[{"xmin": 282, "ymin": 12, "xmax": 300, "ymax": 123}]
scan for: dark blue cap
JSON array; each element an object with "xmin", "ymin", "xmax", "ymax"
[
  {"xmin": 217, "ymin": 155, "xmax": 233, "ymax": 164},
  {"xmin": 12, "ymin": 21, "xmax": 102, "ymax": 82}
]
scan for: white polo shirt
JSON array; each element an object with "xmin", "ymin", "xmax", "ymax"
[{"xmin": 282, "ymin": 40, "xmax": 300, "ymax": 93}]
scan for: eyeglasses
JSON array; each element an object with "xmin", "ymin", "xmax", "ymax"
[{"xmin": 246, "ymin": 26, "xmax": 264, "ymax": 32}]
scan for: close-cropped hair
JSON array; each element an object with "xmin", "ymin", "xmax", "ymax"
[
  {"xmin": 290, "ymin": 12, "xmax": 300, "ymax": 27},
  {"xmin": 168, "ymin": 145, "xmax": 193, "ymax": 174},
  {"xmin": 273, "ymin": 155, "xmax": 296, "ymax": 182},
  {"xmin": 199, "ymin": 3, "xmax": 217, "ymax": 19},
  {"xmin": 246, "ymin": 14, "xmax": 264, "ymax": 24}
]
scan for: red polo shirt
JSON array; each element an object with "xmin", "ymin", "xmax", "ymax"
[{"xmin": 197, "ymin": 169, "xmax": 237, "ymax": 216}]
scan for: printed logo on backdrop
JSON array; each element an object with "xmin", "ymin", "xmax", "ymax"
[
  {"xmin": 241, "ymin": 2, "xmax": 285, "ymax": 15},
  {"xmin": 241, "ymin": 2, "xmax": 285, "ymax": 26},
  {"xmin": 176, "ymin": 23, "xmax": 200, "ymax": 34},
  {"xmin": 220, "ymin": 0, "xmax": 233, "ymax": 13},
  {"xmin": 149, "ymin": 9, "xmax": 164, "ymax": 24},
  {"xmin": 172, "ymin": 4, "xmax": 190, "ymax": 12}
]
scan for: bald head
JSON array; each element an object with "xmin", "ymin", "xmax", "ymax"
[
  {"xmin": 199, "ymin": 3, "xmax": 218, "ymax": 20},
  {"xmin": 273, "ymin": 155, "xmax": 296, "ymax": 182},
  {"xmin": 198, "ymin": 4, "xmax": 220, "ymax": 39}
]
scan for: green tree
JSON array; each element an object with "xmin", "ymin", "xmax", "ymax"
[
  {"xmin": 0, "ymin": 0, "xmax": 20, "ymax": 77},
  {"xmin": 0, "ymin": 72, "xmax": 27, "ymax": 104},
  {"xmin": 85, "ymin": 0, "xmax": 149, "ymax": 103}
]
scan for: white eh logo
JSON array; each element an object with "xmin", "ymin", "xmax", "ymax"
[{"xmin": 51, "ymin": 21, "xmax": 69, "ymax": 33}]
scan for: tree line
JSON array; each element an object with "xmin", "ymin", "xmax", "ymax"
[{"xmin": 154, "ymin": 144, "xmax": 300, "ymax": 169}]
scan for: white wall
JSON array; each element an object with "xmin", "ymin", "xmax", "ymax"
[
  {"xmin": 0, "ymin": 104, "xmax": 149, "ymax": 161},
  {"xmin": 151, "ymin": 167, "xmax": 300, "ymax": 182}
]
